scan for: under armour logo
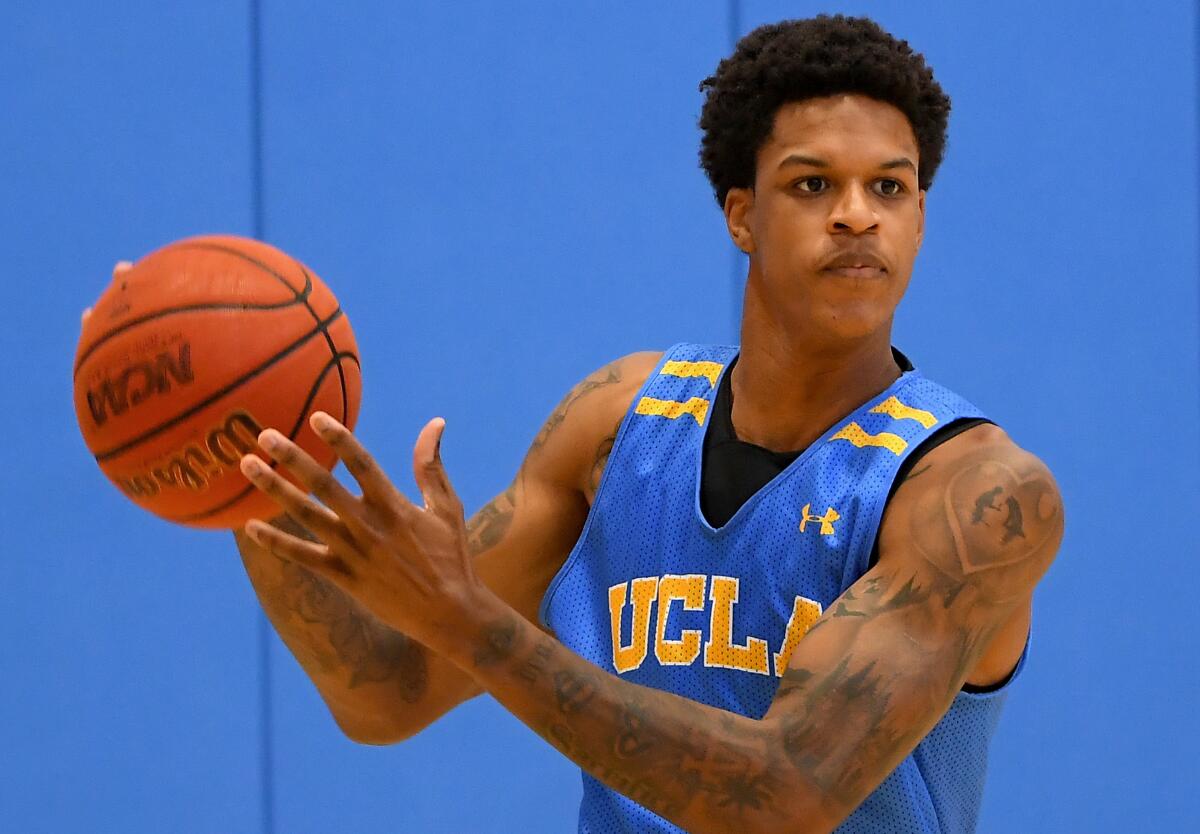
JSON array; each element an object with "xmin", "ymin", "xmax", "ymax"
[{"xmin": 799, "ymin": 503, "xmax": 840, "ymax": 536}]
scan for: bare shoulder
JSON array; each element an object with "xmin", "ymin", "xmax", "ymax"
[
  {"xmin": 523, "ymin": 351, "xmax": 662, "ymax": 497},
  {"xmin": 879, "ymin": 423, "xmax": 1065, "ymax": 608}
]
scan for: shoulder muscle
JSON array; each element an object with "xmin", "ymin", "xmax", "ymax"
[{"xmin": 879, "ymin": 424, "xmax": 1064, "ymax": 610}]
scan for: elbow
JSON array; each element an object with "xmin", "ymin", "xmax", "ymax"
[{"xmin": 329, "ymin": 710, "xmax": 418, "ymax": 746}]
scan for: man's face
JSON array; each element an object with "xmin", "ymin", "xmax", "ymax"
[{"xmin": 725, "ymin": 94, "xmax": 926, "ymax": 342}]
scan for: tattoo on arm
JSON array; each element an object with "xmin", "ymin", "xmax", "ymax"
[
  {"xmin": 453, "ymin": 445, "xmax": 1061, "ymax": 832},
  {"xmin": 528, "ymin": 362, "xmax": 623, "ymax": 455},
  {"xmin": 586, "ymin": 418, "xmax": 622, "ymax": 502},
  {"xmin": 764, "ymin": 446, "xmax": 1063, "ymax": 812},
  {"xmin": 469, "ymin": 617, "xmax": 795, "ymax": 828},
  {"xmin": 903, "ymin": 462, "xmax": 932, "ymax": 482},
  {"xmin": 279, "ymin": 561, "xmax": 428, "ymax": 702},
  {"xmin": 472, "ymin": 619, "xmax": 518, "ymax": 668},
  {"xmin": 243, "ymin": 516, "xmax": 429, "ymax": 704},
  {"xmin": 466, "ymin": 481, "xmax": 518, "ymax": 555}
]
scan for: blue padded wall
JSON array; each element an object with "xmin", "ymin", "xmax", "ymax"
[
  {"xmin": 5, "ymin": 2, "xmax": 1197, "ymax": 832},
  {"xmin": 2, "ymin": 3, "xmax": 262, "ymax": 832}
]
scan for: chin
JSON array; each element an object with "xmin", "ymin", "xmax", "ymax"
[{"xmin": 812, "ymin": 301, "xmax": 893, "ymax": 343}]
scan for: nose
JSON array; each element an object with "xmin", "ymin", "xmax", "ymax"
[{"xmin": 826, "ymin": 183, "xmax": 879, "ymax": 235}]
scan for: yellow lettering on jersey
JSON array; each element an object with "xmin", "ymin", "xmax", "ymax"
[
  {"xmin": 635, "ymin": 396, "xmax": 711, "ymax": 426},
  {"xmin": 654, "ymin": 574, "xmax": 707, "ymax": 666},
  {"xmin": 829, "ymin": 422, "xmax": 908, "ymax": 455},
  {"xmin": 773, "ymin": 595, "xmax": 824, "ymax": 676},
  {"xmin": 660, "ymin": 360, "xmax": 724, "ymax": 388},
  {"xmin": 608, "ymin": 577, "xmax": 659, "ymax": 674},
  {"xmin": 703, "ymin": 576, "xmax": 770, "ymax": 675},
  {"xmin": 799, "ymin": 503, "xmax": 840, "ymax": 536},
  {"xmin": 869, "ymin": 396, "xmax": 938, "ymax": 429}
]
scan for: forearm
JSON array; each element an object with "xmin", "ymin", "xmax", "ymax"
[
  {"xmin": 435, "ymin": 591, "xmax": 836, "ymax": 834},
  {"xmin": 236, "ymin": 517, "xmax": 477, "ymax": 742}
]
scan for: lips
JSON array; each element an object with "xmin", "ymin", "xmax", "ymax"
[
  {"xmin": 825, "ymin": 266, "xmax": 887, "ymax": 278},
  {"xmin": 821, "ymin": 251, "xmax": 888, "ymax": 277}
]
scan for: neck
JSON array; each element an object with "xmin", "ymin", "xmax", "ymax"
[{"xmin": 731, "ymin": 278, "xmax": 902, "ymax": 452}]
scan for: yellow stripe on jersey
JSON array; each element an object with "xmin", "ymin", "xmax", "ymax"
[
  {"xmin": 829, "ymin": 421, "xmax": 908, "ymax": 455},
  {"xmin": 869, "ymin": 396, "xmax": 938, "ymax": 428},
  {"xmin": 660, "ymin": 360, "xmax": 724, "ymax": 388},
  {"xmin": 635, "ymin": 396, "xmax": 711, "ymax": 426}
]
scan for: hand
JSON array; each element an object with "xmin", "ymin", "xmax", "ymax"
[
  {"xmin": 238, "ymin": 412, "xmax": 484, "ymax": 648},
  {"xmin": 81, "ymin": 261, "xmax": 132, "ymax": 328}
]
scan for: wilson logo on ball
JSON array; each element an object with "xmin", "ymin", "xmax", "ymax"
[
  {"xmin": 86, "ymin": 341, "xmax": 194, "ymax": 426},
  {"xmin": 116, "ymin": 409, "xmax": 265, "ymax": 499}
]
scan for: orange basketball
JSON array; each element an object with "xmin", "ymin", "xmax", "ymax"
[{"xmin": 73, "ymin": 235, "xmax": 362, "ymax": 529}]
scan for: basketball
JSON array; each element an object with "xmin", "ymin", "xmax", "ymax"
[{"xmin": 73, "ymin": 235, "xmax": 362, "ymax": 529}]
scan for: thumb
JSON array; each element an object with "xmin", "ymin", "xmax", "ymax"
[{"xmin": 412, "ymin": 417, "xmax": 460, "ymax": 516}]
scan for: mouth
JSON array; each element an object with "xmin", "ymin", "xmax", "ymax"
[{"xmin": 822, "ymin": 265, "xmax": 888, "ymax": 279}]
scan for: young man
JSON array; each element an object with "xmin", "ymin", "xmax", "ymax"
[{"xmin": 234, "ymin": 15, "xmax": 1063, "ymax": 834}]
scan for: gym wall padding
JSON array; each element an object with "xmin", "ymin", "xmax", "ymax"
[{"xmin": 3, "ymin": 2, "xmax": 1196, "ymax": 832}]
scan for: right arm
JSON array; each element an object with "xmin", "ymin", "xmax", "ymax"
[{"xmin": 234, "ymin": 351, "xmax": 660, "ymax": 744}]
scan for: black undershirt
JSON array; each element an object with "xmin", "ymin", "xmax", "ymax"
[{"xmin": 697, "ymin": 352, "xmax": 1008, "ymax": 694}]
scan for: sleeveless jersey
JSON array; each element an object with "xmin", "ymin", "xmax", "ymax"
[{"xmin": 539, "ymin": 343, "xmax": 1029, "ymax": 834}]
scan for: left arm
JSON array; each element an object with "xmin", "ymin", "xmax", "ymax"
[{"xmin": 242, "ymin": 415, "xmax": 1063, "ymax": 834}]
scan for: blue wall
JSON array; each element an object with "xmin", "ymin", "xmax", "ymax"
[{"xmin": 4, "ymin": 1, "xmax": 1197, "ymax": 832}]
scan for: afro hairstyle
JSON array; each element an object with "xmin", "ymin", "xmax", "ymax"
[{"xmin": 698, "ymin": 15, "xmax": 951, "ymax": 207}]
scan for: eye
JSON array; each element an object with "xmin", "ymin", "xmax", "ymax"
[
  {"xmin": 873, "ymin": 179, "xmax": 904, "ymax": 197},
  {"xmin": 794, "ymin": 176, "xmax": 827, "ymax": 194}
]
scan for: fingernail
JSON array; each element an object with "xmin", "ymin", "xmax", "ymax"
[
  {"xmin": 245, "ymin": 521, "xmax": 265, "ymax": 544},
  {"xmin": 311, "ymin": 412, "xmax": 332, "ymax": 432},
  {"xmin": 242, "ymin": 456, "xmax": 265, "ymax": 476},
  {"xmin": 259, "ymin": 430, "xmax": 282, "ymax": 452}
]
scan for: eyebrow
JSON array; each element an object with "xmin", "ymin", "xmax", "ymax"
[{"xmin": 778, "ymin": 154, "xmax": 917, "ymax": 174}]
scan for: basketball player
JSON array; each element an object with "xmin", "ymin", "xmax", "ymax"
[{"xmin": 228, "ymin": 16, "xmax": 1062, "ymax": 834}]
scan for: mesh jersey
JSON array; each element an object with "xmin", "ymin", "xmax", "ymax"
[{"xmin": 539, "ymin": 343, "xmax": 1028, "ymax": 834}]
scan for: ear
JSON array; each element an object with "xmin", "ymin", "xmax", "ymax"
[
  {"xmin": 723, "ymin": 187, "xmax": 756, "ymax": 254},
  {"xmin": 915, "ymin": 189, "xmax": 926, "ymax": 250}
]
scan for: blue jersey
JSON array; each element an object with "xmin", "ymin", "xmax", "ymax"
[{"xmin": 540, "ymin": 343, "xmax": 1027, "ymax": 834}]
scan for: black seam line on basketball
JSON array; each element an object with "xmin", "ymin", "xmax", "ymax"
[
  {"xmin": 167, "ymin": 352, "xmax": 362, "ymax": 524},
  {"xmin": 92, "ymin": 308, "xmax": 344, "ymax": 463},
  {"xmin": 172, "ymin": 242, "xmax": 314, "ymax": 301},
  {"xmin": 73, "ymin": 295, "xmax": 311, "ymax": 379},
  {"xmin": 76, "ymin": 244, "xmax": 314, "ymax": 377},
  {"xmin": 300, "ymin": 265, "xmax": 350, "ymax": 422}
]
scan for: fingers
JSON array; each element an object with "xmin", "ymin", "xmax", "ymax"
[
  {"xmin": 82, "ymin": 262, "xmax": 133, "ymax": 330},
  {"xmin": 244, "ymin": 519, "xmax": 354, "ymax": 577},
  {"xmin": 257, "ymin": 427, "xmax": 362, "ymax": 520},
  {"xmin": 412, "ymin": 417, "xmax": 463, "ymax": 518},
  {"xmin": 310, "ymin": 412, "xmax": 417, "ymax": 514},
  {"xmin": 239, "ymin": 455, "xmax": 353, "ymax": 549}
]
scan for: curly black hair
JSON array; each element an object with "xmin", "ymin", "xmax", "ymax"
[{"xmin": 698, "ymin": 15, "xmax": 950, "ymax": 207}]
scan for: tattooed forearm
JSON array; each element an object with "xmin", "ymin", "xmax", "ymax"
[
  {"xmin": 237, "ymin": 518, "xmax": 429, "ymax": 705},
  {"xmin": 458, "ymin": 610, "xmax": 806, "ymax": 833},
  {"xmin": 279, "ymin": 561, "xmax": 428, "ymax": 702},
  {"xmin": 473, "ymin": 619, "xmax": 518, "ymax": 668}
]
